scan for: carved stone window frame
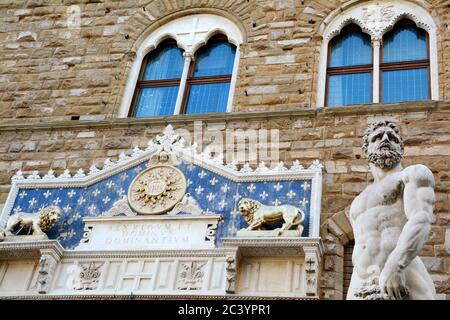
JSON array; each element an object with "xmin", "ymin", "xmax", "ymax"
[
  {"xmin": 118, "ymin": 13, "xmax": 244, "ymax": 118},
  {"xmin": 317, "ymin": 0, "xmax": 439, "ymax": 108}
]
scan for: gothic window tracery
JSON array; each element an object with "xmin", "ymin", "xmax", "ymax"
[
  {"xmin": 326, "ymin": 24, "xmax": 373, "ymax": 107},
  {"xmin": 120, "ymin": 14, "xmax": 243, "ymax": 118},
  {"xmin": 318, "ymin": 1, "xmax": 439, "ymax": 108},
  {"xmin": 381, "ymin": 20, "xmax": 430, "ymax": 103}
]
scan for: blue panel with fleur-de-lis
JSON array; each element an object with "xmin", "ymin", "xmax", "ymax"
[{"xmin": 9, "ymin": 161, "xmax": 313, "ymax": 249}]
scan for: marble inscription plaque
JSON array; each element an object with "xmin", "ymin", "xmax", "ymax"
[{"xmin": 76, "ymin": 215, "xmax": 221, "ymax": 251}]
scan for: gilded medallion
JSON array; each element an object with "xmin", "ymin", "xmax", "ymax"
[{"xmin": 128, "ymin": 165, "xmax": 187, "ymax": 214}]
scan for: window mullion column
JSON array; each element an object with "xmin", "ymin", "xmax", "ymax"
[
  {"xmin": 174, "ymin": 52, "xmax": 193, "ymax": 115},
  {"xmin": 372, "ymin": 37, "xmax": 381, "ymax": 104}
]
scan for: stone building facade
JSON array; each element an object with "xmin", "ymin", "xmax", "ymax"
[{"xmin": 0, "ymin": 0, "xmax": 448, "ymax": 299}]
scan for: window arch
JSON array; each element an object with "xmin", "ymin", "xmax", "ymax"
[
  {"xmin": 183, "ymin": 35, "xmax": 236, "ymax": 114},
  {"xmin": 131, "ymin": 40, "xmax": 184, "ymax": 117},
  {"xmin": 317, "ymin": 1, "xmax": 439, "ymax": 108},
  {"xmin": 381, "ymin": 19, "xmax": 430, "ymax": 103},
  {"xmin": 326, "ymin": 24, "xmax": 373, "ymax": 107},
  {"xmin": 119, "ymin": 14, "xmax": 244, "ymax": 118}
]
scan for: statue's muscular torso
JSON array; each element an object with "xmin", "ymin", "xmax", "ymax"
[
  {"xmin": 347, "ymin": 165, "xmax": 435, "ymax": 299},
  {"xmin": 350, "ymin": 171, "xmax": 407, "ymax": 279}
]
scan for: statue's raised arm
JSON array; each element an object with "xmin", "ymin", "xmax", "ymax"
[
  {"xmin": 347, "ymin": 121, "xmax": 436, "ymax": 300},
  {"xmin": 379, "ymin": 165, "xmax": 435, "ymax": 299}
]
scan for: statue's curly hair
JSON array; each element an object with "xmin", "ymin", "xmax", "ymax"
[{"xmin": 362, "ymin": 121, "xmax": 404, "ymax": 156}]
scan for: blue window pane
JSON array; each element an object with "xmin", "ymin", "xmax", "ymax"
[
  {"xmin": 329, "ymin": 32, "xmax": 372, "ymax": 67},
  {"xmin": 382, "ymin": 26, "xmax": 427, "ymax": 63},
  {"xmin": 382, "ymin": 68, "xmax": 429, "ymax": 103},
  {"xmin": 193, "ymin": 42, "xmax": 236, "ymax": 77},
  {"xmin": 134, "ymin": 86, "xmax": 179, "ymax": 117},
  {"xmin": 185, "ymin": 83, "xmax": 230, "ymax": 114},
  {"xmin": 142, "ymin": 44, "xmax": 184, "ymax": 80},
  {"xmin": 327, "ymin": 73, "xmax": 372, "ymax": 107}
]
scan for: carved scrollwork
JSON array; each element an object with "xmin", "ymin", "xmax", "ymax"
[
  {"xmin": 205, "ymin": 223, "xmax": 218, "ymax": 242},
  {"xmin": 101, "ymin": 196, "xmax": 136, "ymax": 217},
  {"xmin": 167, "ymin": 193, "xmax": 206, "ymax": 216},
  {"xmin": 80, "ymin": 226, "xmax": 93, "ymax": 244}
]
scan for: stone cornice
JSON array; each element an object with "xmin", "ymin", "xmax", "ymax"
[
  {"xmin": 0, "ymin": 101, "xmax": 447, "ymax": 132},
  {"xmin": 222, "ymin": 237, "xmax": 324, "ymax": 257},
  {"xmin": 64, "ymin": 248, "xmax": 236, "ymax": 259},
  {"xmin": 0, "ymin": 293, "xmax": 318, "ymax": 300},
  {"xmin": 0, "ymin": 240, "xmax": 64, "ymax": 260}
]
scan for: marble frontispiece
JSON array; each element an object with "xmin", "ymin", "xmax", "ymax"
[{"xmin": 0, "ymin": 125, "xmax": 323, "ymax": 298}]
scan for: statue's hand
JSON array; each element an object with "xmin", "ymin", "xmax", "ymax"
[{"xmin": 379, "ymin": 263, "xmax": 409, "ymax": 300}]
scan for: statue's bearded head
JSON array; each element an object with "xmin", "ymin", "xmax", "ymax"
[{"xmin": 362, "ymin": 121, "xmax": 404, "ymax": 169}]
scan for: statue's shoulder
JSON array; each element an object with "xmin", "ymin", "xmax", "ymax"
[
  {"xmin": 401, "ymin": 164, "xmax": 435, "ymax": 186},
  {"xmin": 349, "ymin": 185, "xmax": 370, "ymax": 220}
]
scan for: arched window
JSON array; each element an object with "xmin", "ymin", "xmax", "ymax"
[
  {"xmin": 381, "ymin": 20, "xmax": 430, "ymax": 103},
  {"xmin": 131, "ymin": 40, "xmax": 184, "ymax": 117},
  {"xmin": 131, "ymin": 35, "xmax": 236, "ymax": 117},
  {"xmin": 317, "ymin": 1, "xmax": 439, "ymax": 108},
  {"xmin": 184, "ymin": 35, "xmax": 236, "ymax": 114},
  {"xmin": 326, "ymin": 24, "xmax": 372, "ymax": 107},
  {"xmin": 120, "ymin": 14, "xmax": 243, "ymax": 118}
]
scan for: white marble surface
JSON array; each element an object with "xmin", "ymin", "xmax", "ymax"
[{"xmin": 76, "ymin": 215, "xmax": 221, "ymax": 251}]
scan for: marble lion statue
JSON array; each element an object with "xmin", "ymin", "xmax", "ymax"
[
  {"xmin": 0, "ymin": 206, "xmax": 61, "ymax": 241},
  {"xmin": 238, "ymin": 198, "xmax": 305, "ymax": 235}
]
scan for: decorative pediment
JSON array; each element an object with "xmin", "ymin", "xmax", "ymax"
[{"xmin": 1, "ymin": 125, "xmax": 323, "ymax": 250}]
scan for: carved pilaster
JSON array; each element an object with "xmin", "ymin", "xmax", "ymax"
[
  {"xmin": 37, "ymin": 247, "xmax": 61, "ymax": 294},
  {"xmin": 304, "ymin": 246, "xmax": 320, "ymax": 297},
  {"xmin": 225, "ymin": 255, "xmax": 237, "ymax": 293}
]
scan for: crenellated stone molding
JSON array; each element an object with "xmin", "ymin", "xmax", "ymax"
[{"xmin": 8, "ymin": 125, "xmax": 323, "ymax": 186}]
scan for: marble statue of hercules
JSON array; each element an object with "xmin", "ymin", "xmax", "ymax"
[{"xmin": 347, "ymin": 121, "xmax": 436, "ymax": 300}]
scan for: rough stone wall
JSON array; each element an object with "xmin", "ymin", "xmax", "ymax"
[
  {"xmin": 0, "ymin": 101, "xmax": 449, "ymax": 299},
  {"xmin": 0, "ymin": 0, "xmax": 449, "ymax": 300},
  {"xmin": 0, "ymin": 0, "xmax": 449, "ymax": 122}
]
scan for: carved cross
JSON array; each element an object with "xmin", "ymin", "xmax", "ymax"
[{"xmin": 176, "ymin": 17, "xmax": 210, "ymax": 48}]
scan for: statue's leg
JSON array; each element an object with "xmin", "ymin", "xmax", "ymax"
[
  {"xmin": 4, "ymin": 220, "xmax": 19, "ymax": 236},
  {"xmin": 247, "ymin": 219, "xmax": 264, "ymax": 230},
  {"xmin": 279, "ymin": 221, "xmax": 292, "ymax": 234},
  {"xmin": 279, "ymin": 214, "xmax": 296, "ymax": 234},
  {"xmin": 3, "ymin": 228, "xmax": 14, "ymax": 236},
  {"xmin": 32, "ymin": 222, "xmax": 44, "ymax": 235},
  {"xmin": 404, "ymin": 257, "xmax": 436, "ymax": 300},
  {"xmin": 346, "ymin": 271, "xmax": 365, "ymax": 300}
]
